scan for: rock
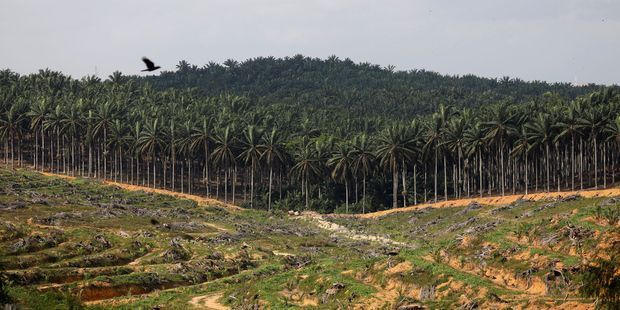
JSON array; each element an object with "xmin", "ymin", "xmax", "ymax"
[
  {"xmin": 459, "ymin": 299, "xmax": 478, "ymax": 310},
  {"xmin": 325, "ymin": 282, "xmax": 346, "ymax": 295},
  {"xmin": 447, "ymin": 217, "xmax": 477, "ymax": 232},
  {"xmin": 457, "ymin": 201, "xmax": 483, "ymax": 215},
  {"xmin": 398, "ymin": 303, "xmax": 426, "ymax": 310},
  {"xmin": 419, "ymin": 285, "xmax": 435, "ymax": 300}
]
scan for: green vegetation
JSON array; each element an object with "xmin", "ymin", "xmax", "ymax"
[
  {"xmin": 0, "ymin": 168, "xmax": 617, "ymax": 308},
  {"xmin": 0, "ymin": 57, "xmax": 618, "ymax": 213}
]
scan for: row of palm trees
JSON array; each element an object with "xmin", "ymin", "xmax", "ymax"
[{"xmin": 0, "ymin": 71, "xmax": 619, "ymax": 213}]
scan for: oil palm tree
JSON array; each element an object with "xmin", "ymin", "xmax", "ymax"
[
  {"xmin": 259, "ymin": 128, "xmax": 288, "ymax": 211},
  {"xmin": 351, "ymin": 134, "xmax": 375, "ymax": 213},
  {"xmin": 376, "ymin": 124, "xmax": 414, "ymax": 209},
  {"xmin": 464, "ymin": 122, "xmax": 486, "ymax": 198},
  {"xmin": 190, "ymin": 118, "xmax": 212, "ymax": 196},
  {"xmin": 554, "ymin": 101, "xmax": 583, "ymax": 190},
  {"xmin": 26, "ymin": 97, "xmax": 50, "ymax": 170},
  {"xmin": 0, "ymin": 101, "xmax": 27, "ymax": 169},
  {"xmin": 238, "ymin": 125, "xmax": 263, "ymax": 208},
  {"xmin": 137, "ymin": 118, "xmax": 164, "ymax": 188},
  {"xmin": 291, "ymin": 144, "xmax": 321, "ymax": 210},
  {"xmin": 579, "ymin": 105, "xmax": 605, "ymax": 189},
  {"xmin": 328, "ymin": 142, "xmax": 354, "ymax": 213},
  {"xmin": 212, "ymin": 125, "xmax": 237, "ymax": 203},
  {"xmin": 93, "ymin": 101, "xmax": 117, "ymax": 180},
  {"xmin": 483, "ymin": 105, "xmax": 517, "ymax": 196},
  {"xmin": 526, "ymin": 113, "xmax": 554, "ymax": 192}
]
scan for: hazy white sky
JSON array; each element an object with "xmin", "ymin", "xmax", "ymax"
[{"xmin": 1, "ymin": 0, "xmax": 619, "ymax": 84}]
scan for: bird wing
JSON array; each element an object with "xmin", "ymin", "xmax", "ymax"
[{"xmin": 142, "ymin": 57, "xmax": 155, "ymax": 69}]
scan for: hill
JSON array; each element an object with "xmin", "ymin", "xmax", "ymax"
[
  {"xmin": 138, "ymin": 55, "xmax": 606, "ymax": 123},
  {"xmin": 1, "ymin": 168, "xmax": 619, "ymax": 309}
]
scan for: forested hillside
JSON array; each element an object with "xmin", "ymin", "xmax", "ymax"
[
  {"xmin": 0, "ymin": 56, "xmax": 619, "ymax": 213},
  {"xmin": 140, "ymin": 55, "xmax": 604, "ymax": 127}
]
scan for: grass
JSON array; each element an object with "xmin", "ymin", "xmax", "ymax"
[{"xmin": 0, "ymin": 168, "xmax": 615, "ymax": 308}]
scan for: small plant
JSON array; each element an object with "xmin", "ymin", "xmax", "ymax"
[
  {"xmin": 0, "ymin": 272, "xmax": 12, "ymax": 304},
  {"xmin": 513, "ymin": 222, "xmax": 533, "ymax": 240},
  {"xmin": 595, "ymin": 205, "xmax": 620, "ymax": 226}
]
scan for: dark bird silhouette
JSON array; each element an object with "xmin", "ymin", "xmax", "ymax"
[{"xmin": 141, "ymin": 57, "xmax": 161, "ymax": 72}]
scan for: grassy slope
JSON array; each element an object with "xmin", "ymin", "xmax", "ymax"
[{"xmin": 0, "ymin": 168, "xmax": 618, "ymax": 309}]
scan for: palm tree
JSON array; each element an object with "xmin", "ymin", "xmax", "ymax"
[
  {"xmin": 291, "ymin": 144, "xmax": 321, "ymax": 210},
  {"xmin": 93, "ymin": 101, "xmax": 117, "ymax": 180},
  {"xmin": 511, "ymin": 127, "xmax": 532, "ymax": 194},
  {"xmin": 26, "ymin": 98, "xmax": 50, "ymax": 171},
  {"xmin": 43, "ymin": 104, "xmax": 64, "ymax": 173},
  {"xmin": 212, "ymin": 125, "xmax": 237, "ymax": 203},
  {"xmin": 579, "ymin": 104, "xmax": 605, "ymax": 189},
  {"xmin": 526, "ymin": 113, "xmax": 554, "ymax": 192},
  {"xmin": 259, "ymin": 128, "xmax": 287, "ymax": 211},
  {"xmin": 238, "ymin": 125, "xmax": 263, "ymax": 208},
  {"xmin": 190, "ymin": 118, "xmax": 212, "ymax": 196},
  {"xmin": 108, "ymin": 119, "xmax": 126, "ymax": 182},
  {"xmin": 605, "ymin": 116, "xmax": 620, "ymax": 185},
  {"xmin": 554, "ymin": 101, "xmax": 583, "ymax": 190},
  {"xmin": 61, "ymin": 101, "xmax": 83, "ymax": 176},
  {"xmin": 137, "ymin": 118, "xmax": 164, "ymax": 188},
  {"xmin": 442, "ymin": 116, "xmax": 467, "ymax": 198},
  {"xmin": 424, "ymin": 111, "xmax": 447, "ymax": 202},
  {"xmin": 483, "ymin": 105, "xmax": 516, "ymax": 196},
  {"xmin": 376, "ymin": 125, "xmax": 414, "ymax": 209},
  {"xmin": 351, "ymin": 134, "xmax": 375, "ymax": 213},
  {"xmin": 176, "ymin": 120, "xmax": 193, "ymax": 193},
  {"xmin": 328, "ymin": 142, "xmax": 354, "ymax": 213},
  {"xmin": 0, "ymin": 102, "xmax": 27, "ymax": 169},
  {"xmin": 464, "ymin": 122, "xmax": 486, "ymax": 198}
]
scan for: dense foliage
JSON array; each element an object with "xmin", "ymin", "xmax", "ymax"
[{"xmin": 0, "ymin": 56, "xmax": 619, "ymax": 213}]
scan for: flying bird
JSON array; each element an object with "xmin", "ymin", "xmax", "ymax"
[{"xmin": 141, "ymin": 57, "xmax": 161, "ymax": 72}]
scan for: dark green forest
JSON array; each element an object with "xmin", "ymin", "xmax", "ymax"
[{"xmin": 1, "ymin": 55, "xmax": 619, "ymax": 213}]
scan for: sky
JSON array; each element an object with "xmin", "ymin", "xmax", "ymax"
[{"xmin": 1, "ymin": 0, "xmax": 619, "ymax": 85}]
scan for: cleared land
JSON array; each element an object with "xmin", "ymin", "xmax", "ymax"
[{"xmin": 1, "ymin": 168, "xmax": 619, "ymax": 309}]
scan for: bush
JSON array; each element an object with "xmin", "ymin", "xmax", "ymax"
[
  {"xmin": 595, "ymin": 205, "xmax": 620, "ymax": 226},
  {"xmin": 0, "ymin": 272, "xmax": 12, "ymax": 304}
]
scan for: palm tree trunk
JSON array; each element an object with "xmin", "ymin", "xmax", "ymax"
[
  {"xmin": 41, "ymin": 130, "xmax": 45, "ymax": 171},
  {"xmin": 580, "ymin": 137, "xmax": 583, "ymax": 190},
  {"xmin": 34, "ymin": 132, "xmax": 38, "ymax": 170},
  {"xmin": 524, "ymin": 151, "xmax": 529, "ymax": 195},
  {"xmin": 603, "ymin": 142, "xmax": 607, "ymax": 188},
  {"xmin": 594, "ymin": 136, "xmax": 598, "ymax": 189},
  {"xmin": 362, "ymin": 175, "xmax": 366, "ymax": 213},
  {"xmin": 345, "ymin": 178, "xmax": 349, "ymax": 214},
  {"xmin": 268, "ymin": 165, "xmax": 273, "ymax": 211},
  {"xmin": 204, "ymin": 141, "xmax": 210, "ymax": 196},
  {"xmin": 443, "ymin": 154, "xmax": 448, "ymax": 201},
  {"xmin": 402, "ymin": 160, "xmax": 407, "ymax": 208},
  {"xmin": 305, "ymin": 177, "xmax": 309, "ymax": 210},
  {"xmin": 556, "ymin": 144, "xmax": 561, "ymax": 192},
  {"xmin": 392, "ymin": 161, "xmax": 398, "ymax": 209},
  {"xmin": 250, "ymin": 163, "xmax": 254, "ymax": 208},
  {"xmin": 224, "ymin": 169, "xmax": 228, "ymax": 203},
  {"xmin": 413, "ymin": 164, "xmax": 417, "ymax": 205},
  {"xmin": 500, "ymin": 142, "xmax": 505, "ymax": 196},
  {"xmin": 152, "ymin": 153, "xmax": 156, "ymax": 188},
  {"xmin": 434, "ymin": 148, "xmax": 438, "ymax": 202},
  {"xmin": 545, "ymin": 143, "xmax": 550, "ymax": 192},
  {"xmin": 232, "ymin": 167, "xmax": 236, "ymax": 205},
  {"xmin": 479, "ymin": 149, "xmax": 483, "ymax": 198}
]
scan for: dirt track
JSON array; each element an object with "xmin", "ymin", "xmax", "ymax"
[
  {"xmin": 357, "ymin": 187, "xmax": 620, "ymax": 219},
  {"xmin": 39, "ymin": 171, "xmax": 241, "ymax": 211},
  {"xmin": 37, "ymin": 170, "xmax": 619, "ymax": 220}
]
